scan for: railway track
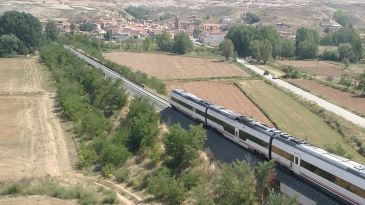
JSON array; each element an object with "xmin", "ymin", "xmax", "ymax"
[{"xmin": 64, "ymin": 45, "xmax": 170, "ymax": 110}]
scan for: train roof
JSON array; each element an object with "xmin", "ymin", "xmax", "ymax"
[{"xmin": 171, "ymin": 89, "xmax": 365, "ymax": 178}]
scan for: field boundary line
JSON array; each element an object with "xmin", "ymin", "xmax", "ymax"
[{"xmin": 234, "ymin": 81, "xmax": 278, "ymax": 128}]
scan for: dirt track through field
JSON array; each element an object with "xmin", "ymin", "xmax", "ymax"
[
  {"xmin": 104, "ymin": 52, "xmax": 249, "ymax": 80},
  {"xmin": 0, "ymin": 58, "xmax": 73, "ymax": 181},
  {"xmin": 167, "ymin": 81, "xmax": 274, "ymax": 127}
]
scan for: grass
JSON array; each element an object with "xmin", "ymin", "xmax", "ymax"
[
  {"xmin": 0, "ymin": 178, "xmax": 119, "ymax": 205},
  {"xmin": 238, "ymin": 80, "xmax": 365, "ymax": 164}
]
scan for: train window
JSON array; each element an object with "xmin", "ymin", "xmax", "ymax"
[
  {"xmin": 295, "ymin": 157, "xmax": 298, "ymax": 165},
  {"xmin": 196, "ymin": 109, "xmax": 206, "ymax": 117},
  {"xmin": 239, "ymin": 130, "xmax": 268, "ymax": 148},
  {"xmin": 301, "ymin": 160, "xmax": 365, "ymax": 198},
  {"xmin": 171, "ymin": 97, "xmax": 193, "ymax": 110},
  {"xmin": 272, "ymin": 146, "xmax": 294, "ymax": 161}
]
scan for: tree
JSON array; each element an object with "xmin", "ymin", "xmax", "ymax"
[
  {"xmin": 173, "ymin": 32, "xmax": 193, "ymax": 54},
  {"xmin": 266, "ymin": 190, "xmax": 298, "ymax": 205},
  {"xmin": 338, "ymin": 43, "xmax": 357, "ymax": 63},
  {"xmin": 333, "ymin": 10, "xmax": 349, "ymax": 27},
  {"xmin": 0, "ymin": 34, "xmax": 20, "ymax": 57},
  {"xmin": 143, "ymin": 37, "xmax": 154, "ymax": 51},
  {"xmin": 226, "ymin": 25, "xmax": 257, "ymax": 57},
  {"xmin": 255, "ymin": 160, "xmax": 276, "ymax": 205},
  {"xmin": 164, "ymin": 124, "xmax": 207, "ymax": 169},
  {"xmin": 296, "ymin": 40, "xmax": 318, "ymax": 59},
  {"xmin": 213, "ymin": 160, "xmax": 256, "ymax": 205},
  {"xmin": 321, "ymin": 49, "xmax": 339, "ymax": 61},
  {"xmin": 246, "ymin": 12, "xmax": 260, "ymax": 24},
  {"xmin": 357, "ymin": 71, "xmax": 365, "ymax": 95},
  {"xmin": 249, "ymin": 40, "xmax": 272, "ymax": 64},
  {"xmin": 79, "ymin": 22, "xmax": 97, "ymax": 32},
  {"xmin": 45, "ymin": 20, "xmax": 59, "ymax": 41},
  {"xmin": 257, "ymin": 26, "xmax": 280, "ymax": 58},
  {"xmin": 156, "ymin": 31, "xmax": 172, "ymax": 51},
  {"xmin": 219, "ymin": 39, "xmax": 234, "ymax": 61},
  {"xmin": 0, "ymin": 11, "xmax": 42, "ymax": 51},
  {"xmin": 100, "ymin": 141, "xmax": 130, "ymax": 166},
  {"xmin": 127, "ymin": 97, "xmax": 159, "ymax": 153},
  {"xmin": 280, "ymin": 39, "xmax": 295, "ymax": 59},
  {"xmin": 104, "ymin": 30, "xmax": 112, "ymax": 41},
  {"xmin": 295, "ymin": 27, "xmax": 319, "ymax": 59}
]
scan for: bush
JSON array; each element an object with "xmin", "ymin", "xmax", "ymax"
[
  {"xmin": 0, "ymin": 183, "xmax": 24, "ymax": 195},
  {"xmin": 147, "ymin": 167, "xmax": 186, "ymax": 204},
  {"xmin": 79, "ymin": 191, "xmax": 97, "ymax": 205},
  {"xmin": 101, "ymin": 190, "xmax": 118, "ymax": 204},
  {"xmin": 114, "ymin": 168, "xmax": 130, "ymax": 183},
  {"xmin": 181, "ymin": 170, "xmax": 204, "ymax": 190},
  {"xmin": 102, "ymin": 163, "xmax": 116, "ymax": 178},
  {"xmin": 100, "ymin": 142, "xmax": 130, "ymax": 166},
  {"xmin": 321, "ymin": 49, "xmax": 339, "ymax": 61}
]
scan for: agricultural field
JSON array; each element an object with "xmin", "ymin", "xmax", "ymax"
[
  {"xmin": 290, "ymin": 79, "xmax": 365, "ymax": 116},
  {"xmin": 0, "ymin": 196, "xmax": 77, "ymax": 205},
  {"xmin": 238, "ymin": 80, "xmax": 365, "ymax": 163},
  {"xmin": 103, "ymin": 52, "xmax": 249, "ymax": 80},
  {"xmin": 0, "ymin": 58, "xmax": 73, "ymax": 181},
  {"xmin": 277, "ymin": 60, "xmax": 346, "ymax": 78},
  {"xmin": 166, "ymin": 81, "xmax": 274, "ymax": 127},
  {"xmin": 349, "ymin": 63, "xmax": 365, "ymax": 74}
]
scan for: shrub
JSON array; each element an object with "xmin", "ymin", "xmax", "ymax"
[
  {"xmin": 114, "ymin": 168, "xmax": 130, "ymax": 183},
  {"xmin": 181, "ymin": 170, "xmax": 204, "ymax": 190},
  {"xmin": 102, "ymin": 163, "xmax": 116, "ymax": 178},
  {"xmin": 79, "ymin": 191, "xmax": 97, "ymax": 205},
  {"xmin": 101, "ymin": 190, "xmax": 118, "ymax": 204}
]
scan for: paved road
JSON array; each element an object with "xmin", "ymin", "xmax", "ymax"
[
  {"xmin": 66, "ymin": 46, "xmax": 347, "ymax": 205},
  {"xmin": 237, "ymin": 59, "xmax": 365, "ymax": 128}
]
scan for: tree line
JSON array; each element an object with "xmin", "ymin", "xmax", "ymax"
[
  {"xmin": 0, "ymin": 11, "xmax": 59, "ymax": 57},
  {"xmin": 156, "ymin": 31, "xmax": 193, "ymax": 54},
  {"xmin": 224, "ymin": 25, "xmax": 363, "ymax": 63}
]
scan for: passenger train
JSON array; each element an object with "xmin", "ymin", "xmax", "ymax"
[{"xmin": 169, "ymin": 89, "xmax": 365, "ymax": 205}]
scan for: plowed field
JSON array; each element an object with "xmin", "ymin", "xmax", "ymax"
[
  {"xmin": 166, "ymin": 81, "xmax": 274, "ymax": 127},
  {"xmin": 278, "ymin": 60, "xmax": 345, "ymax": 78},
  {"xmin": 291, "ymin": 79, "xmax": 365, "ymax": 116},
  {"xmin": 104, "ymin": 52, "xmax": 249, "ymax": 80}
]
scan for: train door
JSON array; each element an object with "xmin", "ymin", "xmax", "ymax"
[
  {"xmin": 235, "ymin": 128, "xmax": 240, "ymax": 142},
  {"xmin": 293, "ymin": 153, "xmax": 301, "ymax": 174}
]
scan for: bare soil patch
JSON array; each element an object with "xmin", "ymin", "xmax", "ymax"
[
  {"xmin": 166, "ymin": 81, "xmax": 274, "ymax": 127},
  {"xmin": 0, "ymin": 196, "xmax": 77, "ymax": 205},
  {"xmin": 104, "ymin": 52, "xmax": 249, "ymax": 80},
  {"xmin": 291, "ymin": 79, "xmax": 365, "ymax": 116},
  {"xmin": 278, "ymin": 60, "xmax": 346, "ymax": 78},
  {"xmin": 0, "ymin": 57, "xmax": 73, "ymax": 181}
]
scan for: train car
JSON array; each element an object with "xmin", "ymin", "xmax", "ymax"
[{"xmin": 169, "ymin": 89, "xmax": 365, "ymax": 205}]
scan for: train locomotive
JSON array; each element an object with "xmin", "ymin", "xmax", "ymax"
[{"xmin": 169, "ymin": 89, "xmax": 365, "ymax": 205}]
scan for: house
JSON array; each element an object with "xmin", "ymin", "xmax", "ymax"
[{"xmin": 199, "ymin": 31, "xmax": 226, "ymax": 45}]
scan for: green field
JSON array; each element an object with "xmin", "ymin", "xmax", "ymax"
[{"xmin": 238, "ymin": 80, "xmax": 365, "ymax": 163}]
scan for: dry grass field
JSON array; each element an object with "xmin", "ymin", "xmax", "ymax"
[
  {"xmin": 290, "ymin": 79, "xmax": 365, "ymax": 116},
  {"xmin": 166, "ymin": 81, "xmax": 274, "ymax": 127},
  {"xmin": 0, "ymin": 196, "xmax": 77, "ymax": 205},
  {"xmin": 238, "ymin": 80, "xmax": 365, "ymax": 163},
  {"xmin": 0, "ymin": 58, "xmax": 72, "ymax": 181},
  {"xmin": 104, "ymin": 52, "xmax": 249, "ymax": 80},
  {"xmin": 278, "ymin": 60, "xmax": 346, "ymax": 78}
]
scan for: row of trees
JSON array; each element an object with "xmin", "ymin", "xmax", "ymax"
[
  {"xmin": 156, "ymin": 31, "xmax": 193, "ymax": 54},
  {"xmin": 0, "ymin": 11, "xmax": 59, "ymax": 57},
  {"xmin": 226, "ymin": 25, "xmax": 296, "ymax": 62}
]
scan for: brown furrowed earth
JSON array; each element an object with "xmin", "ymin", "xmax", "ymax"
[
  {"xmin": 278, "ymin": 60, "xmax": 346, "ymax": 78},
  {"xmin": 0, "ymin": 58, "xmax": 73, "ymax": 181},
  {"xmin": 0, "ymin": 196, "xmax": 78, "ymax": 205},
  {"xmin": 104, "ymin": 52, "xmax": 249, "ymax": 80},
  {"xmin": 166, "ymin": 81, "xmax": 275, "ymax": 127},
  {"xmin": 290, "ymin": 79, "xmax": 365, "ymax": 116}
]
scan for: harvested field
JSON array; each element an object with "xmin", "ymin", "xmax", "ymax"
[
  {"xmin": 166, "ymin": 81, "xmax": 274, "ymax": 127},
  {"xmin": 0, "ymin": 196, "xmax": 77, "ymax": 205},
  {"xmin": 290, "ymin": 79, "xmax": 365, "ymax": 116},
  {"xmin": 0, "ymin": 58, "xmax": 73, "ymax": 181},
  {"xmin": 104, "ymin": 52, "xmax": 249, "ymax": 80},
  {"xmin": 238, "ymin": 80, "xmax": 365, "ymax": 163},
  {"xmin": 278, "ymin": 60, "xmax": 346, "ymax": 78}
]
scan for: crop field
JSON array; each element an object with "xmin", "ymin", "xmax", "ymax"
[
  {"xmin": 103, "ymin": 52, "xmax": 249, "ymax": 80},
  {"xmin": 167, "ymin": 81, "xmax": 274, "ymax": 127},
  {"xmin": 238, "ymin": 80, "xmax": 365, "ymax": 163},
  {"xmin": 277, "ymin": 60, "xmax": 346, "ymax": 78},
  {"xmin": 0, "ymin": 58, "xmax": 72, "ymax": 181},
  {"xmin": 290, "ymin": 79, "xmax": 365, "ymax": 116}
]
